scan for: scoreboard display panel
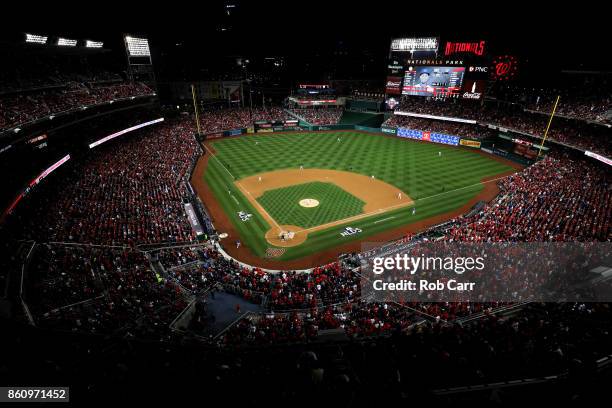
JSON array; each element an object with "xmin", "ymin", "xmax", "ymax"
[{"xmin": 402, "ymin": 66, "xmax": 465, "ymax": 97}]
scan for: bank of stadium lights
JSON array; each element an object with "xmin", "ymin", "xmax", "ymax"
[
  {"xmin": 391, "ymin": 37, "xmax": 439, "ymax": 52},
  {"xmin": 86, "ymin": 40, "xmax": 104, "ymax": 48},
  {"xmin": 25, "ymin": 33, "xmax": 48, "ymax": 44},
  {"xmin": 125, "ymin": 36, "xmax": 151, "ymax": 57},
  {"xmin": 57, "ymin": 37, "xmax": 77, "ymax": 47}
]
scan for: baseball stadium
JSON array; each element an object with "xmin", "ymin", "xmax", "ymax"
[{"xmin": 0, "ymin": 3, "xmax": 611, "ymax": 405}]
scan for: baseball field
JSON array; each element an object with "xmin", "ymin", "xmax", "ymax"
[{"xmin": 192, "ymin": 130, "xmax": 519, "ymax": 267}]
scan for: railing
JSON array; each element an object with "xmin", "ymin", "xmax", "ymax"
[{"xmin": 19, "ymin": 241, "xmax": 36, "ymax": 326}]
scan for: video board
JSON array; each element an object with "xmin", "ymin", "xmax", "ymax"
[{"xmin": 402, "ymin": 66, "xmax": 465, "ymax": 97}]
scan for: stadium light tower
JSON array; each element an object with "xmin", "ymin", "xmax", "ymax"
[{"xmin": 123, "ymin": 34, "xmax": 157, "ymax": 91}]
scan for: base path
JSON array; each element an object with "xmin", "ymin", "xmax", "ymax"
[{"xmin": 235, "ymin": 169, "xmax": 414, "ymax": 247}]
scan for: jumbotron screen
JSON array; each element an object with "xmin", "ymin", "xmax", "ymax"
[{"xmin": 402, "ymin": 66, "xmax": 466, "ymax": 97}]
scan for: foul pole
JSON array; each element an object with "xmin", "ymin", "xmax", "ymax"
[
  {"xmin": 538, "ymin": 95, "xmax": 560, "ymax": 158},
  {"xmin": 191, "ymin": 84, "xmax": 202, "ymax": 136}
]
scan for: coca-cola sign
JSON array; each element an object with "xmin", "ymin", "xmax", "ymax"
[{"xmin": 461, "ymin": 79, "xmax": 485, "ymax": 100}]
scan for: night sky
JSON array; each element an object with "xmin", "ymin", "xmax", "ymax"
[{"xmin": 3, "ymin": 0, "xmax": 609, "ymax": 80}]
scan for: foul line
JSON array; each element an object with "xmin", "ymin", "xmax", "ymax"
[
  {"xmin": 206, "ymin": 143, "xmax": 283, "ymax": 231},
  {"xmin": 374, "ymin": 216, "xmax": 395, "ymax": 224},
  {"xmin": 235, "ymin": 181, "xmax": 282, "ymax": 231},
  {"xmin": 204, "ymin": 144, "xmax": 236, "ymax": 180}
]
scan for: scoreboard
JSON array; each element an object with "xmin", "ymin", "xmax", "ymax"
[
  {"xmin": 386, "ymin": 36, "xmax": 492, "ymax": 103},
  {"xmin": 402, "ymin": 66, "xmax": 466, "ymax": 97}
]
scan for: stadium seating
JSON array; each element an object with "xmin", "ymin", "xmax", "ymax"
[
  {"xmin": 197, "ymin": 107, "xmax": 294, "ymax": 133},
  {"xmin": 288, "ymin": 107, "xmax": 343, "ymax": 125},
  {"xmin": 0, "ymin": 82, "xmax": 154, "ymax": 131},
  {"xmin": 391, "ymin": 97, "xmax": 612, "ymax": 157}
]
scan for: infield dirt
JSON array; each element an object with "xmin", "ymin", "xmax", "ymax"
[{"xmin": 235, "ymin": 169, "xmax": 413, "ymax": 247}]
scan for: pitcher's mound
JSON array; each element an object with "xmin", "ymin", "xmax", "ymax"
[{"xmin": 299, "ymin": 198, "xmax": 320, "ymax": 208}]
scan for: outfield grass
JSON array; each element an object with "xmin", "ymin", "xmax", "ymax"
[
  {"xmin": 204, "ymin": 131, "xmax": 514, "ymax": 260},
  {"xmin": 257, "ymin": 182, "xmax": 365, "ymax": 228}
]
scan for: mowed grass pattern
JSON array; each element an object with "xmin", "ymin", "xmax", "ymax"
[
  {"xmin": 205, "ymin": 131, "xmax": 515, "ymax": 260},
  {"xmin": 257, "ymin": 182, "xmax": 365, "ymax": 228},
  {"xmin": 211, "ymin": 132, "xmax": 511, "ymax": 199}
]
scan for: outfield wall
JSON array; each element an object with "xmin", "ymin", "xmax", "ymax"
[{"xmin": 200, "ymin": 121, "xmax": 608, "ymax": 167}]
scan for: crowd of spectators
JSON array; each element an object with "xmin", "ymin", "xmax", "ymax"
[
  {"xmin": 490, "ymin": 83, "xmax": 612, "ymax": 124},
  {"xmin": 526, "ymin": 94, "xmax": 611, "ymax": 123},
  {"xmin": 29, "ymin": 244, "xmax": 187, "ymax": 340},
  {"xmin": 0, "ymin": 51, "xmax": 124, "ymax": 93},
  {"xmin": 289, "ymin": 107, "xmax": 343, "ymax": 125},
  {"xmin": 393, "ymin": 97, "xmax": 612, "ymax": 156},
  {"xmin": 6, "ymin": 119, "xmax": 200, "ymax": 246},
  {"xmin": 446, "ymin": 152, "xmax": 610, "ymax": 242},
  {"xmin": 4, "ymin": 301, "xmax": 610, "ymax": 404},
  {"xmin": 198, "ymin": 107, "xmax": 294, "ymax": 133},
  {"xmin": 0, "ymin": 82, "xmax": 154, "ymax": 131}
]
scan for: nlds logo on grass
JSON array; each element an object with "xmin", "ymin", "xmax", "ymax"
[
  {"xmin": 340, "ymin": 227, "xmax": 362, "ymax": 237},
  {"xmin": 237, "ymin": 211, "xmax": 252, "ymax": 222}
]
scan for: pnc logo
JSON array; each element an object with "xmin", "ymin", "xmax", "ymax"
[{"xmin": 469, "ymin": 66, "xmax": 488, "ymax": 73}]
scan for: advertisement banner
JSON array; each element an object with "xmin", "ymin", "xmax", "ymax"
[
  {"xmin": 309, "ymin": 125, "xmax": 354, "ymax": 131},
  {"xmin": 460, "ymin": 139, "xmax": 482, "ymax": 148},
  {"xmin": 184, "ymin": 203, "xmax": 205, "ymax": 237},
  {"xmin": 397, "ymin": 128, "xmax": 460, "ymax": 146},
  {"xmin": 381, "ymin": 127, "xmax": 397, "ymax": 135},
  {"xmin": 585, "ymin": 151, "xmax": 612, "ymax": 166},
  {"xmin": 225, "ymin": 129, "xmax": 245, "ymax": 136},
  {"xmin": 385, "ymin": 76, "xmax": 403, "ymax": 95},
  {"xmin": 273, "ymin": 126, "xmax": 302, "ymax": 132}
]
